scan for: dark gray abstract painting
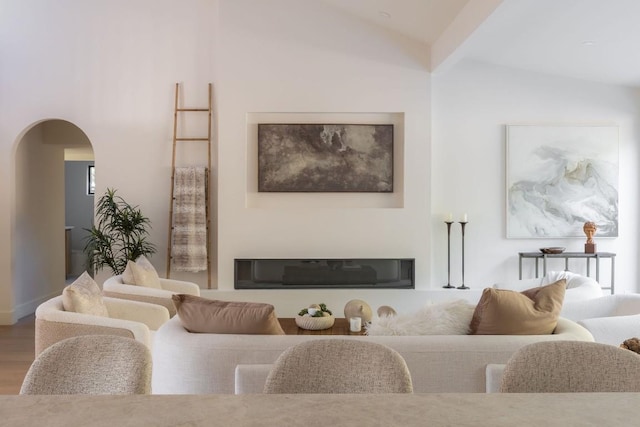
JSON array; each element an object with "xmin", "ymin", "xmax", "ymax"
[
  {"xmin": 506, "ymin": 125, "xmax": 618, "ymax": 238},
  {"xmin": 258, "ymin": 124, "xmax": 393, "ymax": 192}
]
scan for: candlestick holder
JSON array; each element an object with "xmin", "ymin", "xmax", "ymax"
[
  {"xmin": 457, "ymin": 221, "xmax": 469, "ymax": 290},
  {"xmin": 443, "ymin": 221, "xmax": 454, "ymax": 289}
]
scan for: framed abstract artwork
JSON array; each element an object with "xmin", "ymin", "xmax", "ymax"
[
  {"xmin": 506, "ymin": 125, "xmax": 618, "ymax": 238},
  {"xmin": 257, "ymin": 123, "xmax": 393, "ymax": 192}
]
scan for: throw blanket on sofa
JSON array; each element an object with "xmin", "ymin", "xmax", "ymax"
[
  {"xmin": 171, "ymin": 167, "xmax": 208, "ymax": 272},
  {"xmin": 365, "ymin": 300, "xmax": 475, "ymax": 335}
]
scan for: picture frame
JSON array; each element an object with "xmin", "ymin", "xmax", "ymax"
[
  {"xmin": 257, "ymin": 123, "xmax": 393, "ymax": 192},
  {"xmin": 506, "ymin": 125, "xmax": 618, "ymax": 238}
]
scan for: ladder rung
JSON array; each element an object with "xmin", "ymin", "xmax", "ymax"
[
  {"xmin": 176, "ymin": 108, "xmax": 209, "ymax": 112},
  {"xmin": 176, "ymin": 137, "xmax": 209, "ymax": 141}
]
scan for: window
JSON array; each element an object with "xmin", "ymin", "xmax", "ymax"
[{"xmin": 87, "ymin": 165, "xmax": 95, "ymax": 195}]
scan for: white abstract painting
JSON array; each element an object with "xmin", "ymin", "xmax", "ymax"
[{"xmin": 506, "ymin": 125, "xmax": 618, "ymax": 238}]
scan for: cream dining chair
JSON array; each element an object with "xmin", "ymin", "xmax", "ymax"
[
  {"xmin": 500, "ymin": 340, "xmax": 640, "ymax": 393},
  {"xmin": 20, "ymin": 335, "xmax": 152, "ymax": 395},
  {"xmin": 263, "ymin": 339, "xmax": 413, "ymax": 394}
]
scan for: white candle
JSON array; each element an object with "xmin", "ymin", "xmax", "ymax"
[
  {"xmin": 446, "ymin": 213, "xmax": 453, "ymax": 222},
  {"xmin": 462, "ymin": 213, "xmax": 468, "ymax": 222},
  {"xmin": 349, "ymin": 317, "xmax": 362, "ymax": 332}
]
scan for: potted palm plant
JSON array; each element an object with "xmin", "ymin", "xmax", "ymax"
[{"xmin": 84, "ymin": 188, "xmax": 156, "ymax": 275}]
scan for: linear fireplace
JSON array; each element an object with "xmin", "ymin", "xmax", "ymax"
[{"xmin": 234, "ymin": 258, "xmax": 414, "ymax": 289}]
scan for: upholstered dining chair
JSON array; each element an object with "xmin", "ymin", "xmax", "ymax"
[
  {"xmin": 500, "ymin": 340, "xmax": 640, "ymax": 393},
  {"xmin": 20, "ymin": 335, "xmax": 152, "ymax": 395},
  {"xmin": 263, "ymin": 339, "xmax": 413, "ymax": 394}
]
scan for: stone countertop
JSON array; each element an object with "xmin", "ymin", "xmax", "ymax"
[{"xmin": 1, "ymin": 393, "xmax": 636, "ymax": 427}]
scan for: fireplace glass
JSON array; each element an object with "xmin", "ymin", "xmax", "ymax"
[{"xmin": 234, "ymin": 258, "xmax": 414, "ymax": 289}]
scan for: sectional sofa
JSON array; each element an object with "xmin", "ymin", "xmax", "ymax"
[{"xmin": 151, "ymin": 315, "xmax": 593, "ymax": 394}]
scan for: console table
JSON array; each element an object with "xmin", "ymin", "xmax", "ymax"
[
  {"xmin": 518, "ymin": 252, "xmax": 616, "ymax": 294},
  {"xmin": 279, "ymin": 317, "xmax": 366, "ymax": 335}
]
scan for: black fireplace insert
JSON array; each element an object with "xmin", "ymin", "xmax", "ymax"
[{"xmin": 234, "ymin": 258, "xmax": 414, "ymax": 289}]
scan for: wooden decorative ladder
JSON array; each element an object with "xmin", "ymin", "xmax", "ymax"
[{"xmin": 166, "ymin": 82, "xmax": 212, "ymax": 288}]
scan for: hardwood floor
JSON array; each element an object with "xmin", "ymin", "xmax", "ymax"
[{"xmin": 0, "ymin": 315, "xmax": 35, "ymax": 394}]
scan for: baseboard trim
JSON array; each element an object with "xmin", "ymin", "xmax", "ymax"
[
  {"xmin": 0, "ymin": 310, "xmax": 17, "ymax": 325},
  {"xmin": 7, "ymin": 291, "xmax": 61, "ymax": 324}
]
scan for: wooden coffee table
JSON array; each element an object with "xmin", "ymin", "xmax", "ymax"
[{"xmin": 279, "ymin": 318, "xmax": 366, "ymax": 335}]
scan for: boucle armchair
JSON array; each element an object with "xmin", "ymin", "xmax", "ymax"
[
  {"xmin": 103, "ymin": 275, "xmax": 200, "ymax": 317},
  {"xmin": 35, "ymin": 295, "xmax": 169, "ymax": 356}
]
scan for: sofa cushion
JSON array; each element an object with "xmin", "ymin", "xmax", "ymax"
[
  {"xmin": 469, "ymin": 279, "xmax": 566, "ymax": 335},
  {"xmin": 122, "ymin": 255, "xmax": 162, "ymax": 289},
  {"xmin": 62, "ymin": 272, "xmax": 109, "ymax": 317},
  {"xmin": 172, "ymin": 294, "xmax": 285, "ymax": 335}
]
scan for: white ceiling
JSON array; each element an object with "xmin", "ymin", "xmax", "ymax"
[{"xmin": 322, "ymin": 0, "xmax": 640, "ymax": 88}]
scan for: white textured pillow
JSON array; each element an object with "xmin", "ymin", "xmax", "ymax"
[
  {"xmin": 62, "ymin": 272, "xmax": 109, "ymax": 317},
  {"xmin": 121, "ymin": 255, "xmax": 162, "ymax": 289},
  {"xmin": 365, "ymin": 299, "xmax": 475, "ymax": 336}
]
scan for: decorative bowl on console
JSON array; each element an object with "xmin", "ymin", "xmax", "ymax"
[
  {"xmin": 296, "ymin": 303, "xmax": 335, "ymax": 330},
  {"xmin": 540, "ymin": 247, "xmax": 565, "ymax": 254},
  {"xmin": 295, "ymin": 314, "xmax": 335, "ymax": 330}
]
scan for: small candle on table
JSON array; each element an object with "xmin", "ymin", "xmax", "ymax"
[{"xmin": 349, "ymin": 317, "xmax": 362, "ymax": 332}]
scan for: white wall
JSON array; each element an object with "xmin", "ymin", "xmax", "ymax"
[
  {"xmin": 432, "ymin": 60, "xmax": 640, "ymax": 293},
  {"xmin": 0, "ymin": 0, "xmax": 216, "ymax": 322},
  {"xmin": 3, "ymin": 1, "xmax": 639, "ymax": 323},
  {"xmin": 14, "ymin": 125, "xmax": 66, "ymax": 319},
  {"xmin": 216, "ymin": 0, "xmax": 432, "ymax": 291}
]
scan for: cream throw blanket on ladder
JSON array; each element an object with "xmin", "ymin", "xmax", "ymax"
[{"xmin": 171, "ymin": 167, "xmax": 208, "ymax": 272}]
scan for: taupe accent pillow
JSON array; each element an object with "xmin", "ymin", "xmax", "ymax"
[
  {"xmin": 121, "ymin": 255, "xmax": 162, "ymax": 289},
  {"xmin": 469, "ymin": 279, "xmax": 566, "ymax": 335},
  {"xmin": 62, "ymin": 272, "xmax": 109, "ymax": 317},
  {"xmin": 172, "ymin": 294, "xmax": 285, "ymax": 335}
]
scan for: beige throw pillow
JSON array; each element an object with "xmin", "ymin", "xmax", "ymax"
[
  {"xmin": 172, "ymin": 294, "xmax": 285, "ymax": 335},
  {"xmin": 469, "ymin": 279, "xmax": 566, "ymax": 335},
  {"xmin": 62, "ymin": 271, "xmax": 109, "ymax": 317},
  {"xmin": 121, "ymin": 255, "xmax": 162, "ymax": 289}
]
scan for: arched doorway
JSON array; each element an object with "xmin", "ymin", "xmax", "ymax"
[{"xmin": 13, "ymin": 119, "xmax": 93, "ymax": 321}]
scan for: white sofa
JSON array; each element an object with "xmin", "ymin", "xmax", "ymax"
[
  {"xmin": 495, "ymin": 271, "xmax": 640, "ymax": 346},
  {"xmin": 103, "ymin": 275, "xmax": 200, "ymax": 317},
  {"xmin": 561, "ymin": 294, "xmax": 640, "ymax": 346},
  {"xmin": 152, "ymin": 315, "xmax": 593, "ymax": 394},
  {"xmin": 494, "ymin": 270, "xmax": 603, "ymax": 302}
]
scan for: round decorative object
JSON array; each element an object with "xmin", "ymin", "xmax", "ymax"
[
  {"xmin": 540, "ymin": 247, "xmax": 565, "ymax": 254},
  {"xmin": 295, "ymin": 315, "xmax": 335, "ymax": 330},
  {"xmin": 377, "ymin": 305, "xmax": 397, "ymax": 318},
  {"xmin": 344, "ymin": 299, "xmax": 372, "ymax": 323}
]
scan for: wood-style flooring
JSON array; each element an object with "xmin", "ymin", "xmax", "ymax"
[{"xmin": 0, "ymin": 315, "xmax": 35, "ymax": 394}]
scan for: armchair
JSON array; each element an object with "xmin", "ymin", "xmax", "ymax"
[
  {"xmin": 34, "ymin": 295, "xmax": 169, "ymax": 356},
  {"xmin": 103, "ymin": 275, "xmax": 200, "ymax": 317}
]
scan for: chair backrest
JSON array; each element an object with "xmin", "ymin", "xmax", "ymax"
[
  {"xmin": 500, "ymin": 340, "xmax": 640, "ymax": 393},
  {"xmin": 20, "ymin": 335, "xmax": 152, "ymax": 395},
  {"xmin": 263, "ymin": 339, "xmax": 413, "ymax": 394}
]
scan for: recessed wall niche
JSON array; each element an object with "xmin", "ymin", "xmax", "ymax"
[{"xmin": 246, "ymin": 112, "xmax": 405, "ymax": 208}]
